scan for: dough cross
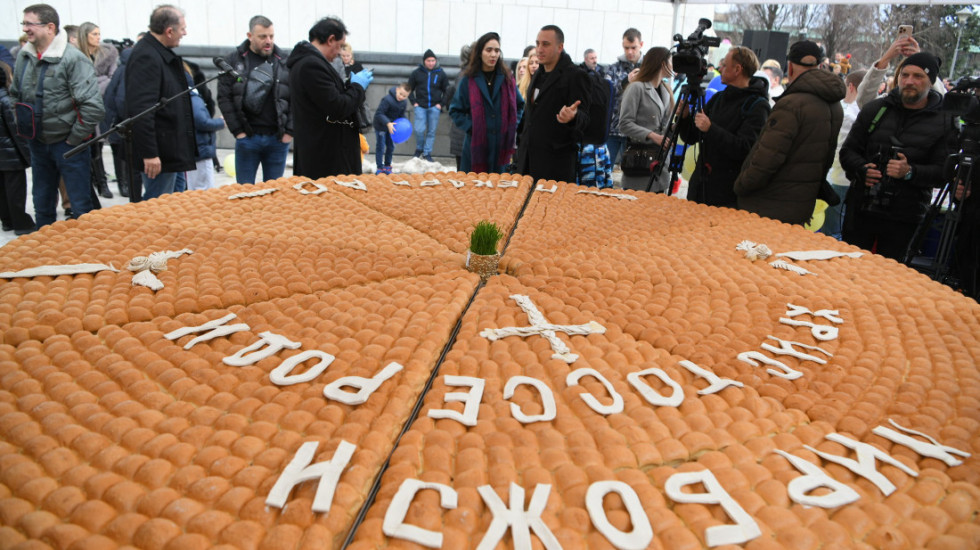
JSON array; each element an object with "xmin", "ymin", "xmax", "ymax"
[{"xmin": 479, "ymin": 294, "xmax": 606, "ymax": 363}]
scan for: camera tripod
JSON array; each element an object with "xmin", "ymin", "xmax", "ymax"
[
  {"xmin": 905, "ymin": 147, "xmax": 976, "ymax": 289},
  {"xmin": 649, "ymin": 74, "xmax": 708, "ymax": 195}
]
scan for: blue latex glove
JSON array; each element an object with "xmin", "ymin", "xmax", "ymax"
[{"xmin": 351, "ymin": 69, "xmax": 373, "ymax": 90}]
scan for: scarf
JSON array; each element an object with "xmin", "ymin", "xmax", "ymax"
[{"xmin": 468, "ymin": 72, "xmax": 518, "ymax": 173}]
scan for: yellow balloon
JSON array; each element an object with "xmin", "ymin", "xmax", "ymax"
[
  {"xmin": 805, "ymin": 199, "xmax": 829, "ymax": 232},
  {"xmin": 681, "ymin": 143, "xmax": 697, "ymax": 181},
  {"xmin": 224, "ymin": 153, "xmax": 236, "ymax": 178}
]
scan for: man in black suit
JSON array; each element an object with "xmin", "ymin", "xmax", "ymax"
[{"xmin": 515, "ymin": 25, "xmax": 591, "ymax": 183}]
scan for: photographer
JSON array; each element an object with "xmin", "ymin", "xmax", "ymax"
[
  {"xmin": 680, "ymin": 46, "xmax": 770, "ymax": 208},
  {"xmin": 840, "ymin": 53, "xmax": 950, "ymax": 260}
]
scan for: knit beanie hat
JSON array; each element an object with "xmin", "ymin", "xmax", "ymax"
[
  {"xmin": 902, "ymin": 52, "xmax": 941, "ymax": 84},
  {"xmin": 423, "ymin": 49, "xmax": 436, "ymax": 61}
]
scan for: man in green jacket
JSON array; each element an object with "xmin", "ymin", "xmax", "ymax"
[
  {"xmin": 12, "ymin": 3, "xmax": 104, "ymax": 228},
  {"xmin": 734, "ymin": 41, "xmax": 845, "ymax": 226}
]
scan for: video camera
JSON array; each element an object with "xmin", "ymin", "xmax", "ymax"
[
  {"xmin": 863, "ymin": 138, "xmax": 903, "ymax": 214},
  {"xmin": 904, "ymin": 75, "xmax": 979, "ymax": 286},
  {"xmin": 941, "ymin": 77, "xmax": 980, "ymax": 186},
  {"xmin": 103, "ymin": 38, "xmax": 135, "ymax": 55},
  {"xmin": 671, "ymin": 18, "xmax": 721, "ymax": 80}
]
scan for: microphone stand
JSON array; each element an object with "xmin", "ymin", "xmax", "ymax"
[{"xmin": 64, "ymin": 69, "xmax": 232, "ymax": 203}]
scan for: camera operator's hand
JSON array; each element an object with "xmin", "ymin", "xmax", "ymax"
[
  {"xmin": 956, "ymin": 183, "xmax": 971, "ymax": 201},
  {"xmin": 694, "ymin": 112, "xmax": 711, "ymax": 132},
  {"xmin": 863, "ymin": 163, "xmax": 882, "ymax": 187},
  {"xmin": 885, "ymin": 152, "xmax": 912, "ymax": 179},
  {"xmin": 678, "ymin": 99, "xmax": 691, "ymax": 117},
  {"xmin": 627, "ymin": 68, "xmax": 640, "ymax": 83}
]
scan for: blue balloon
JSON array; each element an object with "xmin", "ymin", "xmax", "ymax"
[
  {"xmin": 704, "ymin": 74, "xmax": 726, "ymax": 104},
  {"xmin": 391, "ymin": 117, "xmax": 413, "ymax": 144},
  {"xmin": 707, "ymin": 75, "xmax": 726, "ymax": 92}
]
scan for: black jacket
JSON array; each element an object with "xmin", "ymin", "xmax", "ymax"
[
  {"xmin": 0, "ymin": 88, "xmax": 29, "ymax": 170},
  {"xmin": 286, "ymin": 41, "xmax": 365, "ymax": 178},
  {"xmin": 515, "ymin": 51, "xmax": 591, "ymax": 183},
  {"xmin": 840, "ymin": 88, "xmax": 950, "ymax": 223},
  {"xmin": 408, "ymin": 64, "xmax": 448, "ymax": 108},
  {"xmin": 126, "ymin": 33, "xmax": 196, "ymax": 172},
  {"xmin": 682, "ymin": 76, "xmax": 771, "ymax": 208},
  {"xmin": 217, "ymin": 41, "xmax": 292, "ymax": 138},
  {"xmin": 734, "ymin": 68, "xmax": 845, "ymax": 225},
  {"xmin": 373, "ymin": 87, "xmax": 408, "ymax": 132},
  {"xmin": 102, "ymin": 47, "xmax": 131, "ymax": 143}
]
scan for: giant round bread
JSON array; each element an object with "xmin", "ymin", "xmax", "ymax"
[{"xmin": 0, "ymin": 173, "xmax": 977, "ymax": 550}]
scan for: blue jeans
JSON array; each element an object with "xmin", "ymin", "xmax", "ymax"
[
  {"xmin": 413, "ymin": 106, "xmax": 440, "ymax": 155},
  {"xmin": 820, "ymin": 184, "xmax": 849, "ymax": 239},
  {"xmin": 235, "ymin": 134, "xmax": 290, "ymax": 184},
  {"xmin": 174, "ymin": 171, "xmax": 186, "ymax": 192},
  {"xmin": 29, "ymin": 139, "xmax": 92, "ymax": 228},
  {"xmin": 141, "ymin": 172, "xmax": 177, "ymax": 200},
  {"xmin": 375, "ymin": 130, "xmax": 394, "ymax": 167},
  {"xmin": 605, "ymin": 135, "xmax": 626, "ymax": 168}
]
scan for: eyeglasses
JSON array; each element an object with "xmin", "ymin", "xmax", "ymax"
[{"xmin": 21, "ymin": 21, "xmax": 47, "ymax": 27}]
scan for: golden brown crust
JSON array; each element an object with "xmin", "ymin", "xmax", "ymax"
[{"xmin": 2, "ymin": 177, "xmax": 978, "ymax": 549}]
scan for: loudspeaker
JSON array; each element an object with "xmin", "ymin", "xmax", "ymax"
[{"xmin": 742, "ymin": 30, "xmax": 790, "ymax": 69}]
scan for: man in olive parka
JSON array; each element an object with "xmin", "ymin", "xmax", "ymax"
[
  {"xmin": 734, "ymin": 41, "xmax": 845, "ymax": 225},
  {"xmin": 12, "ymin": 3, "xmax": 104, "ymax": 227}
]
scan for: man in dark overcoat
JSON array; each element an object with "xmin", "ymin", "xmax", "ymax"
[
  {"xmin": 515, "ymin": 25, "xmax": 591, "ymax": 184},
  {"xmin": 287, "ymin": 17, "xmax": 372, "ymax": 179}
]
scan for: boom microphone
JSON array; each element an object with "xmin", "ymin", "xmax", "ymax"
[{"xmin": 213, "ymin": 57, "xmax": 242, "ymax": 80}]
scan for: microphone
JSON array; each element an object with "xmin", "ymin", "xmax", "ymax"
[{"xmin": 213, "ymin": 57, "xmax": 242, "ymax": 80}]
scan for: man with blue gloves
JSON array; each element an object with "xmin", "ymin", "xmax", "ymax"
[{"xmin": 287, "ymin": 17, "xmax": 372, "ymax": 178}]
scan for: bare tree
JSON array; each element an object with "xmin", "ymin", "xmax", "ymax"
[
  {"xmin": 873, "ymin": 4, "xmax": 975, "ymax": 75},
  {"xmin": 789, "ymin": 5, "xmax": 823, "ymax": 40},
  {"xmin": 729, "ymin": 4, "xmax": 792, "ymax": 33},
  {"xmin": 819, "ymin": 5, "xmax": 878, "ymax": 62}
]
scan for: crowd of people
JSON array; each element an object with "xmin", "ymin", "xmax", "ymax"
[{"xmin": 1, "ymin": 3, "xmax": 977, "ymax": 294}]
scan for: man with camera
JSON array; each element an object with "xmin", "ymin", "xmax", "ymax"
[
  {"xmin": 839, "ymin": 53, "xmax": 949, "ymax": 260},
  {"xmin": 681, "ymin": 46, "xmax": 771, "ymax": 208}
]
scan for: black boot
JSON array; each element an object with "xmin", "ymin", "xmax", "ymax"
[
  {"xmin": 97, "ymin": 178, "xmax": 113, "ymax": 199},
  {"xmin": 91, "ymin": 147, "xmax": 112, "ymax": 198},
  {"xmin": 118, "ymin": 171, "xmax": 130, "ymax": 198}
]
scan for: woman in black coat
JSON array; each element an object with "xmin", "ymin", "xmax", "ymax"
[{"xmin": 286, "ymin": 19, "xmax": 367, "ymax": 179}]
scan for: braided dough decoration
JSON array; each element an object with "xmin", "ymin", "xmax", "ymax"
[{"xmin": 129, "ymin": 249, "xmax": 193, "ymax": 290}]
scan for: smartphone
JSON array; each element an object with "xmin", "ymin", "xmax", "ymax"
[{"xmin": 898, "ymin": 25, "xmax": 913, "ymax": 39}]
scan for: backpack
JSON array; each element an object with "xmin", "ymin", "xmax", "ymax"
[{"xmin": 580, "ymin": 69, "xmax": 614, "ymax": 145}]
